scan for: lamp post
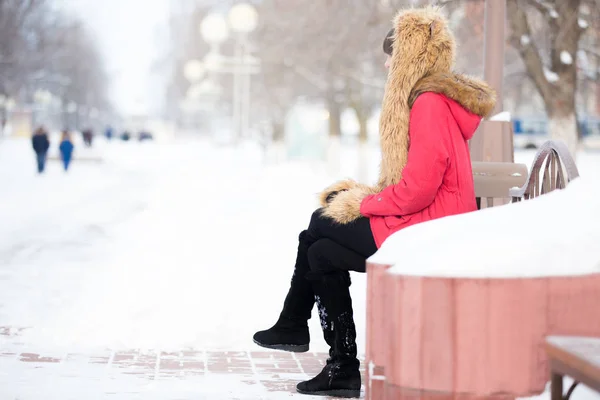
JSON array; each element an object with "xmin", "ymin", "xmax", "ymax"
[
  {"xmin": 470, "ymin": 0, "xmax": 513, "ymax": 163},
  {"xmin": 183, "ymin": 59, "xmax": 207, "ymax": 131},
  {"xmin": 199, "ymin": 3, "xmax": 259, "ymax": 144},
  {"xmin": 229, "ymin": 3, "xmax": 258, "ymax": 143}
]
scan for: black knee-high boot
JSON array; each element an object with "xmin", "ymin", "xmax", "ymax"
[
  {"xmin": 296, "ymin": 270, "xmax": 361, "ymax": 398},
  {"xmin": 253, "ymin": 231, "xmax": 315, "ymax": 352}
]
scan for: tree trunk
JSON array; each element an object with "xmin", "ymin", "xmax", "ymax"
[
  {"xmin": 327, "ymin": 97, "xmax": 342, "ymax": 177},
  {"xmin": 268, "ymin": 120, "xmax": 286, "ymax": 164},
  {"xmin": 350, "ymin": 102, "xmax": 370, "ymax": 182},
  {"xmin": 272, "ymin": 120, "xmax": 285, "ymax": 142},
  {"xmin": 507, "ymin": 0, "xmax": 583, "ymax": 158},
  {"xmin": 548, "ymin": 114, "xmax": 579, "ymax": 154},
  {"xmin": 328, "ymin": 98, "xmax": 342, "ymax": 138},
  {"xmin": 546, "ymin": 85, "xmax": 579, "ymax": 155}
]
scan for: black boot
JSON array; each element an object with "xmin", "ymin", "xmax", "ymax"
[
  {"xmin": 253, "ymin": 314, "xmax": 310, "ymax": 352},
  {"xmin": 253, "ymin": 231, "xmax": 315, "ymax": 352},
  {"xmin": 296, "ymin": 271, "xmax": 361, "ymax": 398}
]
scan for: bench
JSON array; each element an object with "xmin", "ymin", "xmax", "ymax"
[
  {"xmin": 546, "ymin": 336, "xmax": 600, "ymax": 400},
  {"xmin": 473, "ymin": 140, "xmax": 579, "ymax": 209},
  {"xmin": 510, "ymin": 140, "xmax": 580, "ymax": 201},
  {"xmin": 472, "ymin": 161, "xmax": 527, "ymax": 209},
  {"xmin": 365, "ymin": 140, "xmax": 588, "ymax": 400}
]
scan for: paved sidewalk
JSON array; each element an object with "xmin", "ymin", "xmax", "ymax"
[{"xmin": 0, "ymin": 326, "xmax": 365, "ymax": 399}]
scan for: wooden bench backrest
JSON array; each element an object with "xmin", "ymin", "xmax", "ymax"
[
  {"xmin": 473, "ymin": 161, "xmax": 528, "ymax": 209},
  {"xmin": 473, "ymin": 140, "xmax": 579, "ymax": 210}
]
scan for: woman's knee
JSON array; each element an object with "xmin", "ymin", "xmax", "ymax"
[
  {"xmin": 307, "ymin": 208, "xmax": 327, "ymax": 235},
  {"xmin": 306, "ymin": 239, "xmax": 334, "ymax": 275}
]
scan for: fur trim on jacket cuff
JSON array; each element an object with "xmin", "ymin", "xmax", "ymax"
[
  {"xmin": 318, "ymin": 179, "xmax": 360, "ymax": 207},
  {"xmin": 321, "ymin": 186, "xmax": 376, "ymax": 224}
]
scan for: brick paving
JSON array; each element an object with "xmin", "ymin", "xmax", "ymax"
[{"xmin": 0, "ymin": 326, "xmax": 365, "ymax": 399}]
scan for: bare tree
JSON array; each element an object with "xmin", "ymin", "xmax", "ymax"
[
  {"xmin": 0, "ymin": 0, "xmax": 51, "ymax": 95},
  {"xmin": 0, "ymin": 0, "xmax": 111, "ymax": 130},
  {"xmin": 506, "ymin": 0, "xmax": 593, "ymax": 155},
  {"xmin": 252, "ymin": 0, "xmax": 400, "ymax": 173}
]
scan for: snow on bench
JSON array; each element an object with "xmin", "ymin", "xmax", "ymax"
[{"xmin": 364, "ymin": 141, "xmax": 599, "ymax": 400}]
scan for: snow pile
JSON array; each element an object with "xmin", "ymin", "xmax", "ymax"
[
  {"xmin": 489, "ymin": 111, "xmax": 511, "ymax": 122},
  {"xmin": 560, "ymin": 51, "xmax": 573, "ymax": 65},
  {"xmin": 544, "ymin": 68, "xmax": 560, "ymax": 82},
  {"xmin": 370, "ymin": 177, "xmax": 600, "ymax": 278}
]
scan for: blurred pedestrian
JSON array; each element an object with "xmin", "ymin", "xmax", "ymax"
[
  {"xmin": 59, "ymin": 130, "xmax": 74, "ymax": 171},
  {"xmin": 104, "ymin": 125, "xmax": 113, "ymax": 140},
  {"xmin": 120, "ymin": 131, "xmax": 130, "ymax": 141},
  {"xmin": 82, "ymin": 129, "xmax": 93, "ymax": 147},
  {"xmin": 31, "ymin": 126, "xmax": 50, "ymax": 174}
]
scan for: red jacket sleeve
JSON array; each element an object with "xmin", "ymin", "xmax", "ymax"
[{"xmin": 360, "ymin": 93, "xmax": 450, "ymax": 217}]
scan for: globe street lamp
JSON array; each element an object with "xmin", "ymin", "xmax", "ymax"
[
  {"xmin": 199, "ymin": 13, "xmax": 229, "ymax": 48},
  {"xmin": 183, "ymin": 59, "xmax": 206, "ymax": 83},
  {"xmin": 199, "ymin": 3, "xmax": 259, "ymax": 144},
  {"xmin": 228, "ymin": 3, "xmax": 258, "ymax": 34},
  {"xmin": 228, "ymin": 3, "xmax": 258, "ymax": 143}
]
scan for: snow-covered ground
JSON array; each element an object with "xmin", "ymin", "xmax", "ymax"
[
  {"xmin": 0, "ymin": 136, "xmax": 339, "ymax": 352},
  {"xmin": 0, "ymin": 135, "xmax": 599, "ymax": 399}
]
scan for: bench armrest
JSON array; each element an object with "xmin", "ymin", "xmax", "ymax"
[{"xmin": 510, "ymin": 140, "xmax": 579, "ymax": 201}]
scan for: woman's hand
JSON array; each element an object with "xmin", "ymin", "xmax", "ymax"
[
  {"xmin": 325, "ymin": 190, "xmax": 344, "ymax": 204},
  {"xmin": 318, "ymin": 180, "xmax": 360, "ymax": 207},
  {"xmin": 319, "ymin": 183, "xmax": 380, "ymax": 224}
]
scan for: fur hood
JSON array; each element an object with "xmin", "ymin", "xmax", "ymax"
[
  {"xmin": 318, "ymin": 6, "xmax": 496, "ymax": 225},
  {"xmin": 377, "ymin": 6, "xmax": 495, "ymax": 188}
]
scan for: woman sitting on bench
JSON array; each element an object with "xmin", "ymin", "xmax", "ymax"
[{"xmin": 253, "ymin": 6, "xmax": 496, "ymax": 398}]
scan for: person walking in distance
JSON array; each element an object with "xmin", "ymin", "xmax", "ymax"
[
  {"xmin": 31, "ymin": 126, "xmax": 50, "ymax": 174},
  {"xmin": 59, "ymin": 130, "xmax": 75, "ymax": 171}
]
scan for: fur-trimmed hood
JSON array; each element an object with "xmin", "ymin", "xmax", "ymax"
[
  {"xmin": 410, "ymin": 72, "xmax": 496, "ymax": 140},
  {"xmin": 317, "ymin": 6, "xmax": 496, "ymax": 226},
  {"xmin": 377, "ymin": 6, "xmax": 496, "ymax": 188},
  {"xmin": 408, "ymin": 72, "xmax": 496, "ymax": 119}
]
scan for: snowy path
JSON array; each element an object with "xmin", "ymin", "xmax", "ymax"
[
  {"xmin": 0, "ymin": 137, "xmax": 599, "ymax": 399},
  {"xmin": 0, "ymin": 137, "xmax": 365, "ymax": 398}
]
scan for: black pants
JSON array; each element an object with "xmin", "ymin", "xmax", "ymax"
[
  {"xmin": 304, "ymin": 209, "xmax": 377, "ymax": 275},
  {"xmin": 284, "ymin": 209, "xmax": 377, "ymax": 322},
  {"xmin": 36, "ymin": 152, "xmax": 47, "ymax": 173}
]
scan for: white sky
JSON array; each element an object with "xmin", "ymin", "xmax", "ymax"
[{"xmin": 57, "ymin": 0, "xmax": 171, "ymax": 116}]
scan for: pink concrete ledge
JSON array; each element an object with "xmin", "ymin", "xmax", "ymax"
[
  {"xmin": 366, "ymin": 263, "xmax": 392, "ymax": 400},
  {"xmin": 365, "ymin": 263, "xmax": 600, "ymax": 400}
]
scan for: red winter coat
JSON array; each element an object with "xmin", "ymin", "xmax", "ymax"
[{"xmin": 360, "ymin": 92, "xmax": 480, "ymax": 248}]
